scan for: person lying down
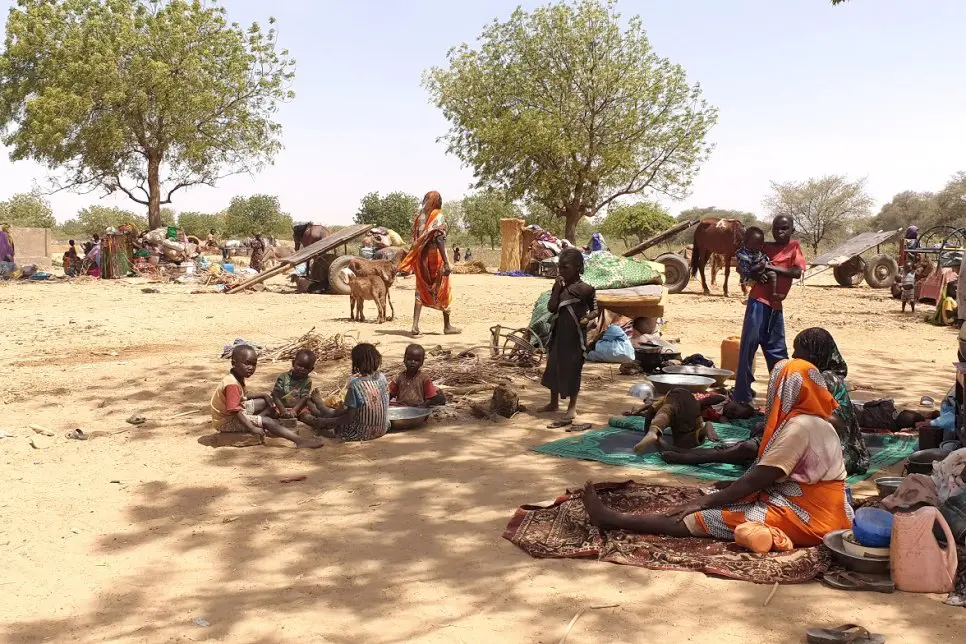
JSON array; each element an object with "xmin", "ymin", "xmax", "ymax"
[{"xmin": 628, "ymin": 388, "xmax": 721, "ymax": 453}]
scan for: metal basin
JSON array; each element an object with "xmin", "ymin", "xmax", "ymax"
[
  {"xmin": 647, "ymin": 374, "xmax": 715, "ymax": 395},
  {"xmin": 823, "ymin": 529, "xmax": 890, "ymax": 575},
  {"xmin": 875, "ymin": 476, "xmax": 904, "ymax": 499},
  {"xmin": 659, "ymin": 365, "xmax": 734, "ymax": 387},
  {"xmin": 388, "ymin": 406, "xmax": 431, "ymax": 431},
  {"xmin": 627, "ymin": 381, "xmax": 656, "ymax": 401}
]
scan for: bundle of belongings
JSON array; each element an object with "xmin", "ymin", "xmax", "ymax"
[
  {"xmin": 361, "ymin": 227, "xmax": 406, "ymax": 261},
  {"xmin": 141, "ymin": 227, "xmax": 199, "ymax": 264}
]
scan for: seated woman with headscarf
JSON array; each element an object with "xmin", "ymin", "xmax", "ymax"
[
  {"xmin": 660, "ymin": 327, "xmax": 870, "ymax": 476},
  {"xmin": 582, "ymin": 358, "xmax": 854, "ymax": 547}
]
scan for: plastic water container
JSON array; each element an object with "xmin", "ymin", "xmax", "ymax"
[
  {"xmin": 222, "ymin": 263, "xmax": 235, "ymax": 274},
  {"xmin": 720, "ymin": 336, "xmax": 744, "ymax": 378},
  {"xmin": 891, "ymin": 506, "xmax": 958, "ymax": 593}
]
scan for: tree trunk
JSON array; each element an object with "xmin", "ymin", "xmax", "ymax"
[
  {"xmin": 489, "ymin": 235, "xmax": 496, "ymax": 250},
  {"xmin": 147, "ymin": 154, "xmax": 162, "ymax": 230},
  {"xmin": 563, "ymin": 206, "xmax": 582, "ymax": 244}
]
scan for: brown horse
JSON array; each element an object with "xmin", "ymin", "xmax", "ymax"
[
  {"xmin": 690, "ymin": 218, "xmax": 744, "ymax": 296},
  {"xmin": 293, "ymin": 223, "xmax": 331, "ymax": 251}
]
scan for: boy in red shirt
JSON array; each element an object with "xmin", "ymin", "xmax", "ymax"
[{"xmin": 733, "ymin": 216, "xmax": 805, "ymax": 408}]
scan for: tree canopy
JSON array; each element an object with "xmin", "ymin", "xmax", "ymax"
[
  {"xmin": 600, "ymin": 202, "xmax": 674, "ymax": 245},
  {"xmin": 354, "ymin": 191, "xmax": 419, "ymax": 237},
  {"xmin": 177, "ymin": 211, "xmax": 226, "ymax": 238},
  {"xmin": 0, "ymin": 192, "xmax": 55, "ymax": 228},
  {"xmin": 461, "ymin": 190, "xmax": 521, "ymax": 249},
  {"xmin": 424, "ymin": 0, "xmax": 717, "ymax": 242},
  {"xmin": 763, "ymin": 175, "xmax": 873, "ymax": 254},
  {"xmin": 0, "ymin": 0, "xmax": 295, "ymax": 229},
  {"xmin": 223, "ymin": 194, "xmax": 291, "ymax": 237},
  {"xmin": 75, "ymin": 205, "xmax": 144, "ymax": 236}
]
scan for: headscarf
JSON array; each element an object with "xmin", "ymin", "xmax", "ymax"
[
  {"xmin": 758, "ymin": 358, "xmax": 838, "ymax": 460},
  {"xmin": 412, "ymin": 191, "xmax": 444, "ymax": 242},
  {"xmin": 793, "ymin": 328, "xmax": 847, "ymax": 378}
]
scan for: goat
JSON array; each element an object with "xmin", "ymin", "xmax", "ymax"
[
  {"xmin": 348, "ymin": 274, "xmax": 389, "ymax": 323},
  {"xmin": 344, "ymin": 258, "xmax": 397, "ymax": 320}
]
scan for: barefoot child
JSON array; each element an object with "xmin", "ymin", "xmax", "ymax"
[
  {"xmin": 736, "ymin": 227, "xmax": 778, "ymax": 301},
  {"xmin": 389, "ymin": 344, "xmax": 446, "ymax": 407},
  {"xmin": 540, "ymin": 248, "xmax": 597, "ymax": 421},
  {"xmin": 272, "ymin": 349, "xmax": 324, "ymax": 427},
  {"xmin": 314, "ymin": 343, "xmax": 391, "ymax": 441},
  {"xmin": 900, "ymin": 261, "xmax": 917, "ymax": 313},
  {"xmin": 210, "ymin": 345, "xmax": 324, "ymax": 448},
  {"xmin": 630, "ymin": 388, "xmax": 719, "ymax": 453}
]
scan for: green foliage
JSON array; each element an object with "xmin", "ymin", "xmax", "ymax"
[
  {"xmin": 873, "ymin": 191, "xmax": 937, "ymax": 232},
  {"xmin": 223, "ymin": 194, "xmax": 291, "ymax": 238},
  {"xmin": 0, "ymin": 192, "xmax": 55, "ymax": 228},
  {"xmin": 424, "ymin": 0, "xmax": 716, "ymax": 242},
  {"xmin": 353, "ymin": 191, "xmax": 419, "ymax": 237},
  {"xmin": 55, "ymin": 218, "xmax": 86, "ymax": 240},
  {"xmin": 934, "ymin": 172, "xmax": 966, "ymax": 228},
  {"xmin": 678, "ymin": 207, "xmax": 763, "ymax": 229},
  {"xmin": 0, "ymin": 0, "xmax": 295, "ymax": 229},
  {"xmin": 600, "ymin": 202, "xmax": 674, "ymax": 245},
  {"xmin": 461, "ymin": 190, "xmax": 521, "ymax": 249},
  {"xmin": 178, "ymin": 211, "xmax": 226, "ymax": 238},
  {"xmin": 75, "ymin": 205, "xmax": 145, "ymax": 236},
  {"xmin": 763, "ymin": 175, "xmax": 874, "ymax": 254}
]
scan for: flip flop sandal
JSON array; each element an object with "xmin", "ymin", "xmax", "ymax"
[
  {"xmin": 65, "ymin": 429, "xmax": 88, "ymax": 441},
  {"xmin": 547, "ymin": 420, "xmax": 573, "ymax": 429},
  {"xmin": 565, "ymin": 423, "xmax": 593, "ymax": 433},
  {"xmin": 806, "ymin": 624, "xmax": 886, "ymax": 644},
  {"xmin": 822, "ymin": 571, "xmax": 895, "ymax": 594}
]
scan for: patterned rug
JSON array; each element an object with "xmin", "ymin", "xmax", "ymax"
[
  {"xmin": 532, "ymin": 421, "xmax": 918, "ymax": 485},
  {"xmin": 504, "ymin": 481, "xmax": 830, "ymax": 584}
]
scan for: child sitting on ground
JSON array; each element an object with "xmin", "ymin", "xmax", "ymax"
[
  {"xmin": 272, "ymin": 349, "xmax": 328, "ymax": 428},
  {"xmin": 736, "ymin": 227, "xmax": 779, "ymax": 301},
  {"xmin": 210, "ymin": 345, "xmax": 324, "ymax": 448},
  {"xmin": 900, "ymin": 261, "xmax": 917, "ymax": 313},
  {"xmin": 314, "ymin": 343, "xmax": 391, "ymax": 441},
  {"xmin": 629, "ymin": 387, "xmax": 720, "ymax": 453},
  {"xmin": 389, "ymin": 344, "xmax": 447, "ymax": 407}
]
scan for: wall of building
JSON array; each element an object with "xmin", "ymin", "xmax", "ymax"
[{"xmin": 10, "ymin": 227, "xmax": 52, "ymax": 267}]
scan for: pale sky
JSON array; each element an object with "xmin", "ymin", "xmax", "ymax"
[{"xmin": 0, "ymin": 0, "xmax": 964, "ymax": 224}]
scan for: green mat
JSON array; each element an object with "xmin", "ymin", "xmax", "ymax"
[{"xmin": 532, "ymin": 419, "xmax": 918, "ymax": 486}]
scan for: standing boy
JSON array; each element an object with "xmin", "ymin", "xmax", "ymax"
[{"xmin": 733, "ymin": 216, "xmax": 805, "ymax": 411}]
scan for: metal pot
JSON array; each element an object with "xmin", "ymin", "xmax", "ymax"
[
  {"xmin": 388, "ymin": 406, "xmax": 431, "ymax": 431},
  {"xmin": 823, "ymin": 529, "xmax": 891, "ymax": 575},
  {"xmin": 635, "ymin": 343, "xmax": 681, "ymax": 373},
  {"xmin": 647, "ymin": 374, "xmax": 715, "ymax": 395},
  {"xmin": 904, "ymin": 448, "xmax": 947, "ymax": 475},
  {"xmin": 659, "ymin": 365, "xmax": 734, "ymax": 387}
]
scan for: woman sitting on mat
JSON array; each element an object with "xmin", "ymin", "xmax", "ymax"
[
  {"xmin": 660, "ymin": 327, "xmax": 870, "ymax": 476},
  {"xmin": 582, "ymin": 357, "xmax": 854, "ymax": 547}
]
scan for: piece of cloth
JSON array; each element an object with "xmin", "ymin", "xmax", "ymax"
[
  {"xmin": 389, "ymin": 370, "xmax": 439, "ymax": 407},
  {"xmin": 933, "ymin": 448, "xmax": 966, "ymax": 503},
  {"xmin": 692, "ymin": 359, "xmax": 853, "ymax": 547},
  {"xmin": 0, "ymin": 228, "xmax": 14, "ymax": 262},
  {"xmin": 734, "ymin": 298, "xmax": 788, "ymax": 403},
  {"xmin": 581, "ymin": 251, "xmax": 661, "ymax": 290},
  {"xmin": 210, "ymin": 373, "xmax": 247, "ymax": 425},
  {"xmin": 273, "ymin": 371, "xmax": 313, "ymax": 408},
  {"xmin": 881, "ymin": 473, "xmax": 939, "ymax": 510},
  {"xmin": 733, "ymin": 521, "xmax": 794, "ymax": 553},
  {"xmin": 503, "ymin": 481, "xmax": 830, "ymax": 584},
  {"xmin": 398, "ymin": 191, "xmax": 451, "ymax": 310},
  {"xmin": 749, "ymin": 240, "xmax": 805, "ymax": 311},
  {"xmin": 340, "ymin": 373, "xmax": 390, "ymax": 441},
  {"xmin": 736, "ymin": 247, "xmax": 769, "ymax": 285},
  {"xmin": 541, "ymin": 280, "xmax": 596, "ymax": 399},
  {"xmin": 249, "ymin": 238, "xmax": 265, "ymax": 271}
]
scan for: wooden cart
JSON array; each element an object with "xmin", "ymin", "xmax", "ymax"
[{"xmin": 621, "ymin": 219, "xmax": 699, "ymax": 294}]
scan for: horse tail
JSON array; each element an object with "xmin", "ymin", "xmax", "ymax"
[{"xmin": 690, "ymin": 228, "xmax": 702, "ymax": 277}]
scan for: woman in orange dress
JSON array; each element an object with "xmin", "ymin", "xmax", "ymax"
[
  {"xmin": 398, "ymin": 191, "xmax": 460, "ymax": 337},
  {"xmin": 581, "ymin": 358, "xmax": 853, "ymax": 548}
]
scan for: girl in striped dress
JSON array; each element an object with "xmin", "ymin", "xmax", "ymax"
[{"xmin": 315, "ymin": 344, "xmax": 390, "ymax": 441}]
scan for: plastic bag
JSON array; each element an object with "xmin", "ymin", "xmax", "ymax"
[{"xmin": 586, "ymin": 324, "xmax": 635, "ymax": 363}]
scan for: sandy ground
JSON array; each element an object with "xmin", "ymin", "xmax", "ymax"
[{"xmin": 1, "ymin": 268, "xmax": 963, "ymax": 644}]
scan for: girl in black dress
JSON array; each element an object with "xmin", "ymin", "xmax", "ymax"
[{"xmin": 540, "ymin": 248, "xmax": 596, "ymax": 420}]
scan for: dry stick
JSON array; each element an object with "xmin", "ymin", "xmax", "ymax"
[
  {"xmin": 762, "ymin": 582, "xmax": 780, "ymax": 607},
  {"xmin": 558, "ymin": 605, "xmax": 620, "ymax": 644},
  {"xmin": 169, "ymin": 410, "xmax": 200, "ymax": 419}
]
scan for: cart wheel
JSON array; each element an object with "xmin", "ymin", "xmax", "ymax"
[
  {"xmin": 327, "ymin": 255, "xmax": 354, "ymax": 295},
  {"xmin": 833, "ymin": 257, "xmax": 865, "ymax": 287},
  {"xmin": 655, "ymin": 253, "xmax": 690, "ymax": 294},
  {"xmin": 502, "ymin": 328, "xmax": 544, "ymax": 366},
  {"xmin": 864, "ymin": 254, "xmax": 899, "ymax": 288}
]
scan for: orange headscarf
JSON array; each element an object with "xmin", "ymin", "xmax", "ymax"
[{"xmin": 757, "ymin": 358, "xmax": 838, "ymax": 460}]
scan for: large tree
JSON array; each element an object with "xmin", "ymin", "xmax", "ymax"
[
  {"xmin": 763, "ymin": 175, "xmax": 873, "ymax": 254},
  {"xmin": 353, "ymin": 191, "xmax": 420, "ymax": 237},
  {"xmin": 872, "ymin": 190, "xmax": 937, "ymax": 232},
  {"xmin": 461, "ymin": 190, "xmax": 521, "ymax": 249},
  {"xmin": 0, "ymin": 0, "xmax": 295, "ymax": 229},
  {"xmin": 424, "ymin": 0, "xmax": 717, "ymax": 242},
  {"xmin": 223, "ymin": 194, "xmax": 291, "ymax": 238},
  {"xmin": 0, "ymin": 192, "xmax": 55, "ymax": 228}
]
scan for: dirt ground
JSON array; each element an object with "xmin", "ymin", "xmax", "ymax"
[{"xmin": 1, "ymin": 269, "xmax": 963, "ymax": 644}]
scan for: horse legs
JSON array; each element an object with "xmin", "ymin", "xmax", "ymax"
[
  {"xmin": 698, "ymin": 252, "xmax": 711, "ymax": 295},
  {"xmin": 710, "ymin": 254, "xmax": 720, "ymax": 286}
]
